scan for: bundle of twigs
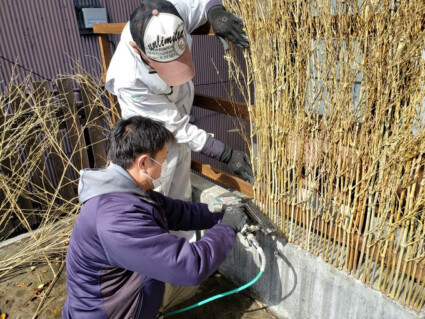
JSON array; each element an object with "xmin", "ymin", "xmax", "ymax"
[
  {"xmin": 227, "ymin": 0, "xmax": 425, "ymax": 310},
  {"xmin": 0, "ymin": 72, "xmax": 111, "ymax": 288}
]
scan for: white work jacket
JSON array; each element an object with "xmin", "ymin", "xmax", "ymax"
[{"xmin": 106, "ymin": 0, "xmax": 217, "ymax": 152}]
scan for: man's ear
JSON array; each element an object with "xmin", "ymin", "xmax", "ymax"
[
  {"xmin": 130, "ymin": 41, "xmax": 141, "ymax": 55},
  {"xmin": 137, "ymin": 154, "xmax": 149, "ymax": 171}
]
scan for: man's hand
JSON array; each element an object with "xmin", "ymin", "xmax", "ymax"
[
  {"xmin": 200, "ymin": 137, "xmax": 254, "ymax": 183},
  {"xmin": 221, "ymin": 206, "xmax": 248, "ymax": 232},
  {"xmin": 207, "ymin": 5, "xmax": 249, "ymax": 51},
  {"xmin": 219, "ymin": 145, "xmax": 254, "ymax": 184}
]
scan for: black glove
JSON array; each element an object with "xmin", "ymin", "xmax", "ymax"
[
  {"xmin": 221, "ymin": 206, "xmax": 248, "ymax": 232},
  {"xmin": 207, "ymin": 5, "xmax": 249, "ymax": 51},
  {"xmin": 219, "ymin": 145, "xmax": 254, "ymax": 184}
]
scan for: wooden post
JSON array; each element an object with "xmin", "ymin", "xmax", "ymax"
[
  {"xmin": 33, "ymin": 81, "xmax": 75, "ymax": 201},
  {"xmin": 0, "ymin": 123, "xmax": 28, "ymax": 238},
  {"xmin": 79, "ymin": 80, "xmax": 108, "ymax": 168},
  {"xmin": 57, "ymin": 78, "xmax": 90, "ymax": 172},
  {"xmin": 1, "ymin": 85, "xmax": 36, "ymax": 232},
  {"xmin": 97, "ymin": 33, "xmax": 121, "ymax": 121}
]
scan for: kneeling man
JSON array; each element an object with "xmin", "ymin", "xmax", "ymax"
[{"xmin": 63, "ymin": 116, "xmax": 246, "ymax": 318}]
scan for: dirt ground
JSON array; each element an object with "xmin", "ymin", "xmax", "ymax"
[
  {"xmin": 0, "ymin": 237, "xmax": 276, "ymax": 319},
  {"xmin": 0, "ymin": 261, "xmax": 65, "ymax": 319}
]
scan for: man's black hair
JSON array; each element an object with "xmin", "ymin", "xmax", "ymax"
[
  {"xmin": 107, "ymin": 116, "xmax": 175, "ymax": 169},
  {"xmin": 129, "ymin": 0, "xmax": 183, "ymax": 53}
]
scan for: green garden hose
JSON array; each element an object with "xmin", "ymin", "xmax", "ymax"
[{"xmin": 161, "ymin": 233, "xmax": 266, "ymax": 317}]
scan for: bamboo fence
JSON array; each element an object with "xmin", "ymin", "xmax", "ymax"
[{"xmin": 226, "ymin": 0, "xmax": 425, "ymax": 310}]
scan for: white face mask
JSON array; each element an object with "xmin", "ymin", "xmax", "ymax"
[{"xmin": 143, "ymin": 157, "xmax": 168, "ymax": 189}]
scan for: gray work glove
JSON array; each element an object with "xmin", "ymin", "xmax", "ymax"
[
  {"xmin": 207, "ymin": 5, "xmax": 249, "ymax": 51},
  {"xmin": 221, "ymin": 206, "xmax": 248, "ymax": 232},
  {"xmin": 219, "ymin": 145, "xmax": 254, "ymax": 184}
]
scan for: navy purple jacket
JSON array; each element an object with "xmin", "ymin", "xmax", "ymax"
[{"xmin": 62, "ymin": 163, "xmax": 236, "ymax": 318}]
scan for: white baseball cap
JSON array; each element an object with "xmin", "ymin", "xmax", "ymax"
[{"xmin": 130, "ymin": 0, "xmax": 195, "ymax": 86}]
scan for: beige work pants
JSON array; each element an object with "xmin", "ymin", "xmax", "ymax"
[{"xmin": 160, "ymin": 283, "xmax": 200, "ymax": 313}]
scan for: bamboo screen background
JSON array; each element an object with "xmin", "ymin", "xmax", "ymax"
[{"xmin": 226, "ymin": 0, "xmax": 425, "ymax": 310}]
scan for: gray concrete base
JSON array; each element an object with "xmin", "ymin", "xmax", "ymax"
[{"xmin": 191, "ymin": 173, "xmax": 425, "ymax": 319}]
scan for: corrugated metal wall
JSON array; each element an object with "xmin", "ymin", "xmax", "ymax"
[
  {"xmin": 191, "ymin": 35, "xmax": 251, "ymax": 172},
  {"xmin": 0, "ymin": 0, "xmax": 250, "ymax": 173},
  {"xmin": 0, "ymin": 0, "xmax": 140, "ymax": 90}
]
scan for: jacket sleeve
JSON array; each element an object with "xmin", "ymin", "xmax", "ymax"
[
  {"xmin": 117, "ymin": 86, "xmax": 209, "ymax": 152},
  {"xmin": 151, "ymin": 191, "xmax": 223, "ymax": 231},
  {"xmin": 171, "ymin": 0, "xmax": 222, "ymax": 33},
  {"xmin": 97, "ymin": 195, "xmax": 236, "ymax": 286}
]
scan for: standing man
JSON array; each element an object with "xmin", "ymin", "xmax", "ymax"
[
  {"xmin": 106, "ymin": 0, "xmax": 253, "ymax": 209},
  {"xmin": 63, "ymin": 116, "xmax": 248, "ymax": 319}
]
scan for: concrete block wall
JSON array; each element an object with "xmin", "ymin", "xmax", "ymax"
[{"xmin": 191, "ymin": 174, "xmax": 425, "ymax": 319}]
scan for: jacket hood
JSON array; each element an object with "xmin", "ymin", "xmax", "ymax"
[{"xmin": 78, "ymin": 163, "xmax": 150, "ymax": 204}]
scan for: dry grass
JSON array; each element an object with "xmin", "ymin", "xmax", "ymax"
[
  {"xmin": 0, "ymin": 72, "xmax": 112, "ymax": 316},
  {"xmin": 226, "ymin": 0, "xmax": 425, "ymax": 310}
]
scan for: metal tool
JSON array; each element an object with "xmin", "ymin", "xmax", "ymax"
[
  {"xmin": 209, "ymin": 192, "xmax": 277, "ymax": 236},
  {"xmin": 243, "ymin": 200, "xmax": 277, "ymax": 236},
  {"xmin": 208, "ymin": 193, "xmax": 244, "ymax": 212}
]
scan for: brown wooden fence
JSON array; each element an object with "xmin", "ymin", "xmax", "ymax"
[{"xmin": 0, "ymin": 78, "xmax": 109, "ymax": 239}]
